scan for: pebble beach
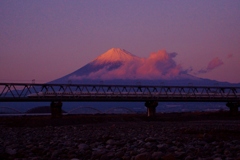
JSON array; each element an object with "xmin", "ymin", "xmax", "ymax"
[{"xmin": 1, "ymin": 112, "xmax": 240, "ymax": 160}]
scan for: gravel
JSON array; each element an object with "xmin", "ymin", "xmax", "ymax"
[{"xmin": 0, "ymin": 114, "xmax": 240, "ymax": 160}]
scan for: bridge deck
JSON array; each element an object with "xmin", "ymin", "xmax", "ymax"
[{"xmin": 0, "ymin": 83, "xmax": 240, "ymax": 102}]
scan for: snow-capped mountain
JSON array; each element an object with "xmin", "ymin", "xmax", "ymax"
[
  {"xmin": 52, "ymin": 48, "xmax": 137, "ymax": 83},
  {"xmin": 51, "ymin": 48, "xmax": 235, "ymax": 86},
  {"xmin": 93, "ymin": 48, "xmax": 140, "ymax": 64}
]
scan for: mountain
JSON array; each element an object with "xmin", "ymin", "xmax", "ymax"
[
  {"xmin": 52, "ymin": 48, "xmax": 138, "ymax": 83},
  {"xmin": 51, "ymin": 48, "xmax": 235, "ymax": 86}
]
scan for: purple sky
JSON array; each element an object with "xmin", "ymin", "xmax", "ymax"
[{"xmin": 1, "ymin": 0, "xmax": 240, "ymax": 83}]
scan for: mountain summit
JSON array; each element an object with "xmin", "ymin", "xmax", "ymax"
[{"xmin": 93, "ymin": 48, "xmax": 139, "ymax": 64}]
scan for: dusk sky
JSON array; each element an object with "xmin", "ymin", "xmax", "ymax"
[{"xmin": 1, "ymin": 0, "xmax": 240, "ymax": 83}]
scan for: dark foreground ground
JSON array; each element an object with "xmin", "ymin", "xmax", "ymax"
[{"xmin": 1, "ymin": 112, "xmax": 240, "ymax": 160}]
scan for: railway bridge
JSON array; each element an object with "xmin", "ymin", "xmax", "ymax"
[{"xmin": 0, "ymin": 83, "xmax": 240, "ymax": 116}]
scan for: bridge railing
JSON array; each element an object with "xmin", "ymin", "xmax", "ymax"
[{"xmin": 0, "ymin": 83, "xmax": 240, "ymax": 102}]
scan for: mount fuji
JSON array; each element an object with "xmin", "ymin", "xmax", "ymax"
[{"xmin": 51, "ymin": 48, "xmax": 234, "ymax": 86}]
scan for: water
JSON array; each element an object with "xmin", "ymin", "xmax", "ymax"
[{"xmin": 0, "ymin": 101, "xmax": 228, "ymax": 115}]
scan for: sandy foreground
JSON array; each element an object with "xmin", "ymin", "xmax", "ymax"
[{"xmin": 0, "ymin": 112, "xmax": 240, "ymax": 160}]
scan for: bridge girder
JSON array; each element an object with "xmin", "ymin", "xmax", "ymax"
[{"xmin": 0, "ymin": 83, "xmax": 239, "ymax": 103}]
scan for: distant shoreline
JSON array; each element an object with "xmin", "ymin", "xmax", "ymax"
[{"xmin": 0, "ymin": 111, "xmax": 239, "ymax": 127}]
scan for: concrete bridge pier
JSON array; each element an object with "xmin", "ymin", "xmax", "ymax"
[
  {"xmin": 226, "ymin": 102, "xmax": 240, "ymax": 115},
  {"xmin": 145, "ymin": 101, "xmax": 158, "ymax": 117},
  {"xmin": 50, "ymin": 101, "xmax": 63, "ymax": 118}
]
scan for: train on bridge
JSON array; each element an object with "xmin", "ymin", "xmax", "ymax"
[
  {"xmin": 1, "ymin": 83, "xmax": 240, "ymax": 116},
  {"xmin": 27, "ymin": 90, "xmax": 239, "ymax": 99}
]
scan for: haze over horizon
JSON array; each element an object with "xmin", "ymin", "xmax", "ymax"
[{"xmin": 1, "ymin": 1, "xmax": 240, "ymax": 83}]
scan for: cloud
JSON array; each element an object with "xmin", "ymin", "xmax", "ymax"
[
  {"xmin": 207, "ymin": 57, "xmax": 224, "ymax": 70},
  {"xmin": 227, "ymin": 53, "xmax": 233, "ymax": 59},
  {"xmin": 181, "ymin": 67, "xmax": 193, "ymax": 74},
  {"xmin": 197, "ymin": 57, "xmax": 223, "ymax": 74},
  {"xmin": 69, "ymin": 50, "xmax": 183, "ymax": 80}
]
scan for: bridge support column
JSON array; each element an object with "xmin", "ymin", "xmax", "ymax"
[
  {"xmin": 145, "ymin": 101, "xmax": 158, "ymax": 117},
  {"xmin": 226, "ymin": 102, "xmax": 240, "ymax": 115},
  {"xmin": 50, "ymin": 101, "xmax": 63, "ymax": 118}
]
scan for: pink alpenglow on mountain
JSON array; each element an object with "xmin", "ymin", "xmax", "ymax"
[
  {"xmin": 93, "ymin": 48, "xmax": 139, "ymax": 64},
  {"xmin": 68, "ymin": 48, "xmax": 185, "ymax": 80}
]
